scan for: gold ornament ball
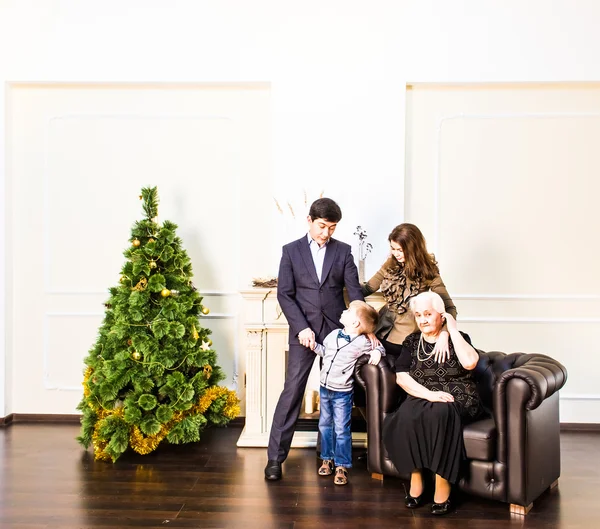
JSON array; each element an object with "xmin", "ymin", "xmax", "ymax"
[
  {"xmin": 132, "ymin": 239, "xmax": 141, "ymax": 247},
  {"xmin": 132, "ymin": 351, "xmax": 141, "ymax": 360},
  {"xmin": 208, "ymin": 339, "xmax": 213, "ymax": 346},
  {"xmin": 201, "ymin": 307, "xmax": 210, "ymax": 315},
  {"xmin": 161, "ymin": 288, "xmax": 171, "ymax": 298},
  {"xmin": 149, "ymin": 260, "xmax": 157, "ymax": 269}
]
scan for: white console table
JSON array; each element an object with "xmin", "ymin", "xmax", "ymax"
[{"xmin": 236, "ymin": 288, "xmax": 383, "ymax": 449}]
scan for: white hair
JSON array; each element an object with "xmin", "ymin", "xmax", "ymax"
[{"xmin": 409, "ymin": 291, "xmax": 445, "ymax": 314}]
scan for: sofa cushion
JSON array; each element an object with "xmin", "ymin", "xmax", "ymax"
[{"xmin": 463, "ymin": 417, "xmax": 496, "ymax": 461}]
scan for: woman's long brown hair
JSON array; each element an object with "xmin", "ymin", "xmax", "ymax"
[{"xmin": 387, "ymin": 223, "xmax": 439, "ymax": 281}]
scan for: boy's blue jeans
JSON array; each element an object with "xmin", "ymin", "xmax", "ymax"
[{"xmin": 318, "ymin": 386, "xmax": 353, "ymax": 468}]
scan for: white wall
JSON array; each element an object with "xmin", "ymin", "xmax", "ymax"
[{"xmin": 1, "ymin": 0, "xmax": 599, "ymax": 420}]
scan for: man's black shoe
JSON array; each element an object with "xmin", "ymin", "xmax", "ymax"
[{"xmin": 264, "ymin": 460, "xmax": 282, "ymax": 481}]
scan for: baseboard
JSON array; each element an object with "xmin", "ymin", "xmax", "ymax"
[
  {"xmin": 560, "ymin": 423, "xmax": 600, "ymax": 432},
  {"xmin": 2, "ymin": 415, "xmax": 593, "ymax": 431},
  {"xmin": 0, "ymin": 413, "xmax": 246, "ymax": 428},
  {"xmin": 0, "ymin": 413, "xmax": 81, "ymax": 426}
]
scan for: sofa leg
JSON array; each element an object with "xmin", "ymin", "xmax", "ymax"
[
  {"xmin": 371, "ymin": 472, "xmax": 384, "ymax": 481},
  {"xmin": 510, "ymin": 503, "xmax": 533, "ymax": 515},
  {"xmin": 550, "ymin": 479, "xmax": 559, "ymax": 490}
]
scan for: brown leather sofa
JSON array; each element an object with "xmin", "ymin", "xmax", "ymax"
[{"xmin": 354, "ymin": 350, "xmax": 567, "ymax": 515}]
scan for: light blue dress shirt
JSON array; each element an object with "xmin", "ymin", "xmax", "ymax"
[{"xmin": 307, "ymin": 234, "xmax": 328, "ymax": 283}]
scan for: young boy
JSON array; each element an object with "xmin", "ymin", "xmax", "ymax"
[{"xmin": 312, "ymin": 300, "xmax": 385, "ymax": 485}]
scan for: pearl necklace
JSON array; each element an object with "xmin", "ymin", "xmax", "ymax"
[{"xmin": 417, "ymin": 332, "xmax": 437, "ymax": 362}]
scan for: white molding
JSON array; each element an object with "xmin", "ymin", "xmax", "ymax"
[
  {"xmin": 38, "ymin": 101, "xmax": 247, "ymax": 393},
  {"xmin": 0, "ymin": 82, "xmax": 6, "ymax": 415},
  {"xmin": 454, "ymin": 294, "xmax": 600, "ymax": 301},
  {"xmin": 460, "ymin": 317, "xmax": 600, "ymax": 324},
  {"xmin": 48, "ymin": 113, "xmax": 235, "ymax": 122},
  {"xmin": 200, "ymin": 313, "xmax": 236, "ymax": 319},
  {"xmin": 561, "ymin": 395, "xmax": 600, "ymax": 401},
  {"xmin": 44, "ymin": 290, "xmax": 241, "ymax": 296}
]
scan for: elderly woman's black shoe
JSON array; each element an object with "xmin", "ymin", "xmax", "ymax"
[
  {"xmin": 404, "ymin": 493, "xmax": 426, "ymax": 509},
  {"xmin": 431, "ymin": 498, "xmax": 452, "ymax": 515}
]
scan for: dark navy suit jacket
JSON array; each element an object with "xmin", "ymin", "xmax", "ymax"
[{"xmin": 277, "ymin": 236, "xmax": 364, "ymax": 344}]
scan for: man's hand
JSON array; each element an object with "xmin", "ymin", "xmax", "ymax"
[
  {"xmin": 298, "ymin": 328, "xmax": 316, "ymax": 350},
  {"xmin": 365, "ymin": 332, "xmax": 382, "ymax": 350}
]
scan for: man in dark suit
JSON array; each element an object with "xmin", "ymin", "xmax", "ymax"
[{"xmin": 265, "ymin": 198, "xmax": 364, "ymax": 481}]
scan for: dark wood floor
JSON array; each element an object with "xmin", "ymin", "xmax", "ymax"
[{"xmin": 0, "ymin": 423, "xmax": 598, "ymax": 528}]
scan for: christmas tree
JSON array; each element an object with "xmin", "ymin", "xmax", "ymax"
[{"xmin": 77, "ymin": 187, "xmax": 240, "ymax": 462}]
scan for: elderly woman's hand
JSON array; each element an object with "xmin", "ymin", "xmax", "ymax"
[
  {"xmin": 442, "ymin": 312, "xmax": 458, "ymax": 332},
  {"xmin": 433, "ymin": 313, "xmax": 459, "ymax": 363},
  {"xmin": 426, "ymin": 390, "xmax": 454, "ymax": 403}
]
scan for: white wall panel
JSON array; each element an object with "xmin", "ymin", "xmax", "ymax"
[
  {"xmin": 406, "ymin": 84, "xmax": 600, "ymax": 422},
  {"xmin": 7, "ymin": 83, "xmax": 270, "ymax": 413}
]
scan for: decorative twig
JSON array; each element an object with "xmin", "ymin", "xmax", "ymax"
[
  {"xmin": 273, "ymin": 198, "xmax": 283, "ymax": 214},
  {"xmin": 354, "ymin": 226, "xmax": 373, "ymax": 261}
]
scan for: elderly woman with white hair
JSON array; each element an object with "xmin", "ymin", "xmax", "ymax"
[{"xmin": 382, "ymin": 291, "xmax": 485, "ymax": 516}]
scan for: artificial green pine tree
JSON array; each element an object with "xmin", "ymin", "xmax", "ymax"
[{"xmin": 77, "ymin": 187, "xmax": 239, "ymax": 462}]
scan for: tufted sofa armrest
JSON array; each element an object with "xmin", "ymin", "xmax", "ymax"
[
  {"xmin": 497, "ymin": 354, "xmax": 567, "ymax": 409},
  {"xmin": 355, "ymin": 354, "xmax": 402, "ymax": 413},
  {"xmin": 491, "ymin": 353, "xmax": 567, "ymax": 466},
  {"xmin": 354, "ymin": 354, "xmax": 405, "ymax": 476},
  {"xmin": 493, "ymin": 353, "xmax": 567, "ymax": 424}
]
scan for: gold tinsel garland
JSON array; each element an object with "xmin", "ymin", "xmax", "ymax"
[
  {"xmin": 82, "ymin": 367, "xmax": 241, "ymax": 460},
  {"xmin": 133, "ymin": 277, "xmax": 148, "ymax": 291}
]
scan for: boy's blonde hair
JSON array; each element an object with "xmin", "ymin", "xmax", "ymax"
[{"xmin": 349, "ymin": 300, "xmax": 379, "ymax": 334}]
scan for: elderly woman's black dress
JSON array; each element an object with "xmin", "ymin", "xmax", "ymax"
[{"xmin": 382, "ymin": 331, "xmax": 485, "ymax": 484}]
